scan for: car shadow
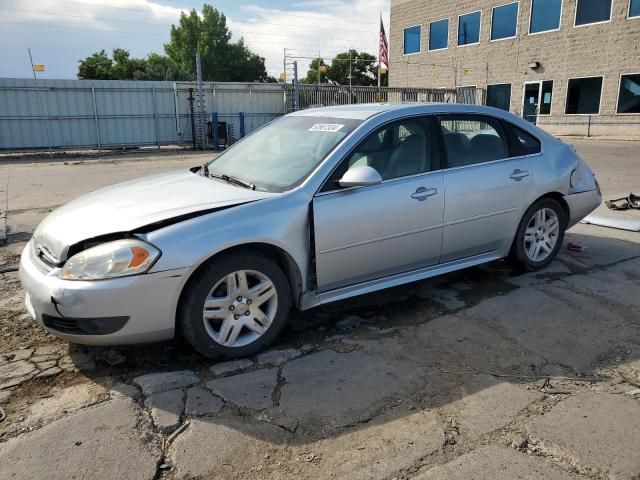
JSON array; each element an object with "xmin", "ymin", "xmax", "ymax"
[{"xmin": 66, "ymin": 229, "xmax": 640, "ymax": 459}]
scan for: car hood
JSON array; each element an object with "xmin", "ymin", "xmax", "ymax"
[{"xmin": 34, "ymin": 169, "xmax": 274, "ymax": 262}]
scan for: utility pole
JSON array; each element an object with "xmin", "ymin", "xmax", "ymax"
[
  {"xmin": 293, "ymin": 60, "xmax": 299, "ymax": 111},
  {"xmin": 195, "ymin": 53, "xmax": 206, "ymax": 149},
  {"xmin": 283, "ymin": 48, "xmax": 288, "ymax": 83},
  {"xmin": 349, "ymin": 50, "xmax": 352, "ymax": 104},
  {"xmin": 28, "ymin": 48, "xmax": 52, "ymax": 156}
]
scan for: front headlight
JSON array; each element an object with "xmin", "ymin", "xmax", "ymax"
[{"xmin": 60, "ymin": 239, "xmax": 161, "ymax": 280}]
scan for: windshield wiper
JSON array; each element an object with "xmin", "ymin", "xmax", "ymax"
[{"xmin": 209, "ymin": 173, "xmax": 255, "ymax": 190}]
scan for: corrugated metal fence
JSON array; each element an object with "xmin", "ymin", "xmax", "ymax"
[
  {"xmin": 0, "ymin": 78, "xmax": 485, "ymax": 151},
  {"xmin": 0, "ymin": 78, "xmax": 286, "ymax": 151}
]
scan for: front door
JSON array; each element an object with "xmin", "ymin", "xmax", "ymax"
[
  {"xmin": 523, "ymin": 82, "xmax": 541, "ymax": 124},
  {"xmin": 312, "ymin": 117, "xmax": 444, "ymax": 292}
]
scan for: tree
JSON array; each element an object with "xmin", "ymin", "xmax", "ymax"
[
  {"xmin": 302, "ymin": 58, "xmax": 330, "ymax": 84},
  {"xmin": 164, "ymin": 5, "xmax": 268, "ymax": 82},
  {"xmin": 145, "ymin": 53, "xmax": 189, "ymax": 81},
  {"xmin": 111, "ymin": 49, "xmax": 148, "ymax": 80},
  {"xmin": 301, "ymin": 50, "xmax": 388, "ymax": 86},
  {"xmin": 77, "ymin": 50, "xmax": 115, "ymax": 80},
  {"xmin": 329, "ymin": 50, "xmax": 378, "ymax": 86},
  {"xmin": 77, "ymin": 49, "xmax": 186, "ymax": 80},
  {"xmin": 78, "ymin": 4, "xmax": 268, "ymax": 82}
]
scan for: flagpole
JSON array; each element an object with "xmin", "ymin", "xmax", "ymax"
[{"xmin": 378, "ymin": 13, "xmax": 382, "ymax": 95}]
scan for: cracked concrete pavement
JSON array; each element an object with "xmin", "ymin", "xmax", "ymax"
[{"xmin": 1, "ymin": 141, "xmax": 640, "ymax": 479}]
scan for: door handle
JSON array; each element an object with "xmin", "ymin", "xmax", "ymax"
[
  {"xmin": 411, "ymin": 187, "xmax": 438, "ymax": 201},
  {"xmin": 510, "ymin": 169, "xmax": 530, "ymax": 181}
]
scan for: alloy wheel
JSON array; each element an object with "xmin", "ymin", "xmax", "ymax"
[
  {"xmin": 523, "ymin": 207, "xmax": 560, "ymax": 263},
  {"xmin": 202, "ymin": 270, "xmax": 278, "ymax": 348}
]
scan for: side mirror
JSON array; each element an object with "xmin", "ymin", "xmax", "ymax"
[{"xmin": 338, "ymin": 165, "xmax": 383, "ymax": 188}]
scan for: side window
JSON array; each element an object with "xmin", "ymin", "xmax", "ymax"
[
  {"xmin": 438, "ymin": 115, "xmax": 509, "ymax": 168},
  {"xmin": 322, "ymin": 118, "xmax": 434, "ymax": 191},
  {"xmin": 511, "ymin": 125, "xmax": 542, "ymax": 155}
]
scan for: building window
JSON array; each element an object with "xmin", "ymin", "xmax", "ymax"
[
  {"xmin": 529, "ymin": 0, "xmax": 562, "ymax": 33},
  {"xmin": 458, "ymin": 11, "xmax": 481, "ymax": 46},
  {"xmin": 575, "ymin": 0, "xmax": 612, "ymax": 26},
  {"xmin": 404, "ymin": 25, "xmax": 421, "ymax": 55},
  {"xmin": 486, "ymin": 84, "xmax": 512, "ymax": 111},
  {"xmin": 566, "ymin": 77, "xmax": 603, "ymax": 115},
  {"xmin": 617, "ymin": 74, "xmax": 640, "ymax": 114},
  {"xmin": 491, "ymin": 2, "xmax": 519, "ymax": 40},
  {"xmin": 429, "ymin": 19, "xmax": 449, "ymax": 51},
  {"xmin": 540, "ymin": 80, "xmax": 554, "ymax": 114},
  {"xmin": 630, "ymin": 0, "xmax": 640, "ymax": 18}
]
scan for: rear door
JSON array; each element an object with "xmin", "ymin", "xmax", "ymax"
[
  {"xmin": 312, "ymin": 117, "xmax": 444, "ymax": 291},
  {"xmin": 437, "ymin": 114, "xmax": 534, "ymax": 262}
]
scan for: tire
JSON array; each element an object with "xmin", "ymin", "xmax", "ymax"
[
  {"xmin": 179, "ymin": 251, "xmax": 291, "ymax": 359},
  {"xmin": 508, "ymin": 198, "xmax": 566, "ymax": 272}
]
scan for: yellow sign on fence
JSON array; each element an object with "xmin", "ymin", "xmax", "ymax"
[{"xmin": 32, "ymin": 64, "xmax": 46, "ymax": 72}]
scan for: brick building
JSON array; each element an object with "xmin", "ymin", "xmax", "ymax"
[{"xmin": 389, "ymin": 0, "xmax": 640, "ymax": 137}]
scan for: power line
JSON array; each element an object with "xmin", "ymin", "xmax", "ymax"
[
  {"xmin": 170, "ymin": 0, "xmax": 379, "ymax": 25},
  {"xmin": 36, "ymin": 0, "xmax": 378, "ymax": 26},
  {"xmin": 2, "ymin": 8, "xmax": 378, "ymax": 33},
  {"xmin": 0, "ymin": 20, "xmax": 375, "ymax": 50},
  {"xmin": 0, "ymin": 8, "xmax": 372, "ymax": 42}
]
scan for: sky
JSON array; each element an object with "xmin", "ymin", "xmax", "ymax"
[{"xmin": 0, "ymin": 0, "xmax": 390, "ymax": 80}]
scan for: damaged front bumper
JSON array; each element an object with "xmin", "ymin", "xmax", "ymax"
[{"xmin": 19, "ymin": 241, "xmax": 187, "ymax": 346}]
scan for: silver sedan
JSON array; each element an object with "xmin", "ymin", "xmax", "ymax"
[{"xmin": 19, "ymin": 104, "xmax": 601, "ymax": 358}]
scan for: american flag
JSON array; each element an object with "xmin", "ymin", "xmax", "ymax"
[{"xmin": 379, "ymin": 17, "xmax": 389, "ymax": 71}]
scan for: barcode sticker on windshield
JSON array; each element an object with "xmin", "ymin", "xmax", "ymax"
[{"xmin": 309, "ymin": 123, "xmax": 345, "ymax": 133}]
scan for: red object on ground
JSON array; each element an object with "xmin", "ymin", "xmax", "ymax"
[{"xmin": 567, "ymin": 243, "xmax": 584, "ymax": 252}]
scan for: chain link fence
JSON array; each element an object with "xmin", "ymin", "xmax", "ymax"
[{"xmin": 286, "ymin": 84, "xmax": 485, "ymax": 112}]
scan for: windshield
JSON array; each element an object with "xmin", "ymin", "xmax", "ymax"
[{"xmin": 207, "ymin": 115, "xmax": 362, "ymax": 192}]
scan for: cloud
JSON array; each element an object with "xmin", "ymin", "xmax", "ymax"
[
  {"xmin": 0, "ymin": 0, "xmax": 390, "ymax": 79},
  {"xmin": 228, "ymin": 0, "xmax": 390, "ymax": 77}
]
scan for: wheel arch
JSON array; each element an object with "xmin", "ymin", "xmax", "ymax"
[
  {"xmin": 175, "ymin": 242, "xmax": 305, "ymax": 327},
  {"xmin": 530, "ymin": 192, "xmax": 570, "ymax": 225},
  {"xmin": 508, "ymin": 191, "xmax": 569, "ymax": 258}
]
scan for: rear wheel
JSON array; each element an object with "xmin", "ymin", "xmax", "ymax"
[
  {"xmin": 508, "ymin": 198, "xmax": 566, "ymax": 272},
  {"xmin": 179, "ymin": 252, "xmax": 291, "ymax": 359}
]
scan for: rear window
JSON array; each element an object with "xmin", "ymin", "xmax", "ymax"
[
  {"xmin": 511, "ymin": 125, "xmax": 541, "ymax": 155},
  {"xmin": 438, "ymin": 115, "xmax": 509, "ymax": 168}
]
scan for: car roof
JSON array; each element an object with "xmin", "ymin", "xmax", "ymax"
[{"xmin": 288, "ymin": 103, "xmax": 509, "ymax": 120}]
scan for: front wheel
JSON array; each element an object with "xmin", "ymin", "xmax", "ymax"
[
  {"xmin": 179, "ymin": 252, "xmax": 291, "ymax": 359},
  {"xmin": 508, "ymin": 198, "xmax": 566, "ymax": 272}
]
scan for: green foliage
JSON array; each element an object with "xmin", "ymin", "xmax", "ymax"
[
  {"xmin": 77, "ymin": 50, "xmax": 116, "ymax": 80},
  {"xmin": 164, "ymin": 5, "xmax": 268, "ymax": 82},
  {"xmin": 302, "ymin": 58, "xmax": 330, "ymax": 84},
  {"xmin": 301, "ymin": 50, "xmax": 388, "ymax": 86},
  {"xmin": 78, "ymin": 4, "xmax": 268, "ymax": 82},
  {"xmin": 77, "ymin": 49, "xmax": 186, "ymax": 81}
]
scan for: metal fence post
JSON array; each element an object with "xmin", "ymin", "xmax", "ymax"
[
  {"xmin": 173, "ymin": 83, "xmax": 180, "ymax": 141},
  {"xmin": 91, "ymin": 87, "xmax": 101, "ymax": 153},
  {"xmin": 188, "ymin": 88, "xmax": 196, "ymax": 151},
  {"xmin": 152, "ymin": 87, "xmax": 160, "ymax": 149},
  {"xmin": 239, "ymin": 112, "xmax": 246, "ymax": 138},
  {"xmin": 587, "ymin": 115, "xmax": 592, "ymax": 137},
  {"xmin": 212, "ymin": 112, "xmax": 219, "ymax": 151}
]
